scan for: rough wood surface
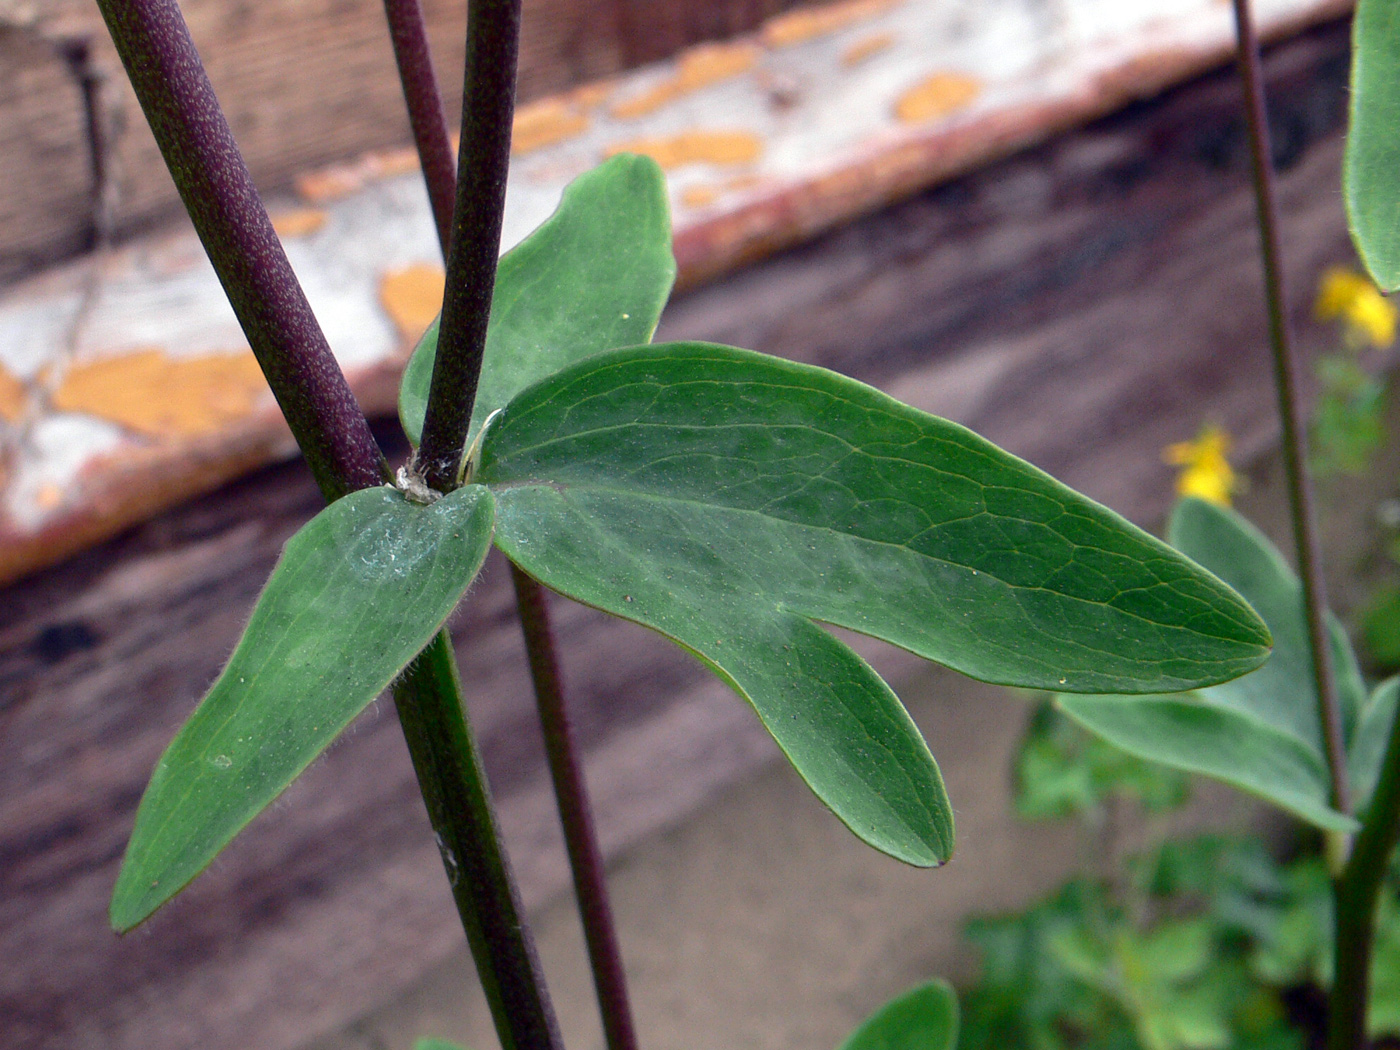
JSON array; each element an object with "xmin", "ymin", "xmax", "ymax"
[
  {"xmin": 0, "ymin": 0, "xmax": 808, "ymax": 285},
  {"xmin": 0, "ymin": 0, "xmax": 1351, "ymax": 589},
  {"xmin": 0, "ymin": 21, "xmax": 1363, "ymax": 1050}
]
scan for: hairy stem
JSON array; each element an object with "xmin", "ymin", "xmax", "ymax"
[
  {"xmin": 416, "ymin": 0, "xmax": 523, "ymax": 490},
  {"xmin": 93, "ymin": 0, "xmax": 385, "ymax": 501},
  {"xmin": 1229, "ymin": 0, "xmax": 1350, "ymax": 816},
  {"xmin": 393, "ymin": 632, "xmax": 564, "ymax": 1050},
  {"xmin": 513, "ymin": 564, "xmax": 641, "ymax": 1050},
  {"xmin": 383, "ymin": 5, "xmax": 638, "ymax": 1041},
  {"xmin": 382, "ymin": 0, "xmax": 457, "ymax": 255}
]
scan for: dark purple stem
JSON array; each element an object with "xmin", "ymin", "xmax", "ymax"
[
  {"xmin": 382, "ymin": 0, "xmax": 457, "ymax": 255},
  {"xmin": 513, "ymin": 565, "xmax": 641, "ymax": 1050},
  {"xmin": 94, "ymin": 0, "xmax": 384, "ymax": 501},
  {"xmin": 393, "ymin": 633, "xmax": 564, "ymax": 1050},
  {"xmin": 417, "ymin": 0, "xmax": 523, "ymax": 491},
  {"xmin": 1229, "ymin": 0, "xmax": 1350, "ymax": 815},
  {"xmin": 383, "ymin": 5, "xmax": 640, "ymax": 1042}
]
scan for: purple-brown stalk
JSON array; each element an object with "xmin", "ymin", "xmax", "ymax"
[{"xmin": 380, "ymin": 2, "xmax": 641, "ymax": 1046}]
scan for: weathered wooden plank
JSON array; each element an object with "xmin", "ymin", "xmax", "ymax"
[
  {"xmin": 0, "ymin": 0, "xmax": 813, "ymax": 284},
  {"xmin": 0, "ymin": 20, "xmax": 1363, "ymax": 1050},
  {"xmin": 0, "ymin": 0, "xmax": 1353, "ymax": 589},
  {"xmin": 0, "ymin": 25, "xmax": 91, "ymax": 277}
]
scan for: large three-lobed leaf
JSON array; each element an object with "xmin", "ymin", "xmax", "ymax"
[
  {"xmin": 476, "ymin": 344, "xmax": 1272, "ymax": 866},
  {"xmin": 1059, "ymin": 497, "xmax": 1398, "ymax": 831},
  {"xmin": 110, "ymin": 485, "xmax": 495, "ymax": 930},
  {"xmin": 1346, "ymin": 0, "xmax": 1400, "ymax": 291},
  {"xmin": 114, "ymin": 153, "xmax": 1273, "ymax": 930}
]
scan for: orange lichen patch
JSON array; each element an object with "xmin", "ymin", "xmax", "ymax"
[
  {"xmin": 297, "ymin": 165, "xmax": 367, "ymax": 203},
  {"xmin": 761, "ymin": 0, "xmax": 902, "ymax": 48},
  {"xmin": 681, "ymin": 185, "xmax": 720, "ymax": 208},
  {"xmin": 373, "ymin": 149, "xmax": 422, "ymax": 180},
  {"xmin": 380, "ymin": 264, "xmax": 446, "ymax": 341},
  {"xmin": 296, "ymin": 148, "xmax": 420, "ymax": 202},
  {"xmin": 0, "ymin": 364, "xmax": 26, "ymax": 423},
  {"xmin": 269, "ymin": 207, "xmax": 328, "ymax": 238},
  {"xmin": 894, "ymin": 72, "xmax": 982, "ymax": 124},
  {"xmin": 611, "ymin": 42, "xmax": 760, "ymax": 119},
  {"xmin": 842, "ymin": 31, "xmax": 895, "ymax": 66},
  {"xmin": 35, "ymin": 485, "xmax": 63, "ymax": 511},
  {"xmin": 512, "ymin": 98, "xmax": 590, "ymax": 155},
  {"xmin": 608, "ymin": 131, "xmax": 762, "ymax": 170},
  {"xmin": 568, "ymin": 81, "xmax": 613, "ymax": 110},
  {"xmin": 52, "ymin": 349, "xmax": 269, "ymax": 438}
]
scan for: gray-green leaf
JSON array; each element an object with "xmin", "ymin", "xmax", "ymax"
[
  {"xmin": 111, "ymin": 484, "xmax": 496, "ymax": 931},
  {"xmin": 1060, "ymin": 497, "xmax": 1361, "ymax": 831},
  {"xmin": 1346, "ymin": 0, "xmax": 1400, "ymax": 290},
  {"xmin": 479, "ymin": 345, "xmax": 1270, "ymax": 865},
  {"xmin": 399, "ymin": 153, "xmax": 675, "ymax": 447},
  {"xmin": 839, "ymin": 980, "xmax": 959, "ymax": 1050},
  {"xmin": 1351, "ymin": 676, "xmax": 1399, "ymax": 811}
]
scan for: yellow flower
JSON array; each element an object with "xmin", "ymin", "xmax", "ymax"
[
  {"xmin": 1164, "ymin": 426, "xmax": 1237, "ymax": 508},
  {"xmin": 1315, "ymin": 266, "xmax": 1397, "ymax": 349}
]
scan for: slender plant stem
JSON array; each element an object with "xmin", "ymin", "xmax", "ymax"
[
  {"xmin": 1229, "ymin": 0, "xmax": 1350, "ymax": 816},
  {"xmin": 417, "ymin": 0, "xmax": 523, "ymax": 491},
  {"xmin": 393, "ymin": 632, "xmax": 565, "ymax": 1050},
  {"xmin": 382, "ymin": 0, "xmax": 457, "ymax": 255},
  {"xmin": 99, "ymin": 5, "xmax": 560, "ymax": 1044},
  {"xmin": 1330, "ymin": 707, "xmax": 1400, "ymax": 1050},
  {"xmin": 513, "ymin": 564, "xmax": 641, "ymax": 1050},
  {"xmin": 93, "ymin": 0, "xmax": 385, "ymax": 502},
  {"xmin": 381, "ymin": 4, "xmax": 639, "ymax": 1042}
]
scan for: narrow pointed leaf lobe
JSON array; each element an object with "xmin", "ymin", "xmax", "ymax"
[
  {"xmin": 399, "ymin": 153, "xmax": 675, "ymax": 447},
  {"xmin": 111, "ymin": 484, "xmax": 496, "ymax": 930}
]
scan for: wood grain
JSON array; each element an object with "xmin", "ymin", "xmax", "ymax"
[
  {"xmin": 0, "ymin": 0, "xmax": 812, "ymax": 285},
  {"xmin": 0, "ymin": 21, "xmax": 1363, "ymax": 1050},
  {"xmin": 0, "ymin": 25, "xmax": 91, "ymax": 276}
]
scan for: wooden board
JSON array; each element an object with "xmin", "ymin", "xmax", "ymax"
[
  {"xmin": 0, "ymin": 0, "xmax": 809, "ymax": 285},
  {"xmin": 0, "ymin": 0, "xmax": 1352, "ymax": 589},
  {"xmin": 0, "ymin": 21, "xmax": 1367, "ymax": 1050}
]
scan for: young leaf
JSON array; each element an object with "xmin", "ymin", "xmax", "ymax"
[
  {"xmin": 1059, "ymin": 498, "xmax": 1362, "ymax": 832},
  {"xmin": 838, "ymin": 980, "xmax": 959, "ymax": 1050},
  {"xmin": 399, "ymin": 153, "xmax": 675, "ymax": 448},
  {"xmin": 111, "ymin": 484, "xmax": 496, "ymax": 931},
  {"xmin": 479, "ymin": 344, "xmax": 1270, "ymax": 865},
  {"xmin": 1345, "ymin": 0, "xmax": 1400, "ymax": 291}
]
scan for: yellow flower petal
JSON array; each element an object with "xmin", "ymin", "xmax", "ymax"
[
  {"xmin": 1163, "ymin": 425, "xmax": 1236, "ymax": 508},
  {"xmin": 1314, "ymin": 266, "xmax": 1397, "ymax": 348}
]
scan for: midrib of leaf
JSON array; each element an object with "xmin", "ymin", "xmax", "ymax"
[{"xmin": 492, "ymin": 476, "xmax": 1251, "ymax": 655}]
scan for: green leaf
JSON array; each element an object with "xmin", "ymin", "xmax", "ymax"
[
  {"xmin": 1014, "ymin": 700, "xmax": 1189, "ymax": 821},
  {"xmin": 1351, "ymin": 676, "xmax": 1399, "ymax": 812},
  {"xmin": 399, "ymin": 153, "xmax": 675, "ymax": 447},
  {"xmin": 479, "ymin": 344, "xmax": 1270, "ymax": 865},
  {"xmin": 1137, "ymin": 920, "xmax": 1215, "ymax": 985},
  {"xmin": 1060, "ymin": 498, "xmax": 1360, "ymax": 832},
  {"xmin": 839, "ymin": 981, "xmax": 959, "ymax": 1050},
  {"xmin": 1345, "ymin": 0, "xmax": 1400, "ymax": 290},
  {"xmin": 111, "ymin": 485, "xmax": 495, "ymax": 931},
  {"xmin": 414, "ymin": 1041, "xmax": 469, "ymax": 1050},
  {"xmin": 1361, "ymin": 586, "xmax": 1400, "ymax": 667}
]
